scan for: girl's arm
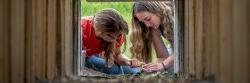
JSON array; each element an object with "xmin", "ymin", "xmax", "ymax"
[
  {"xmin": 114, "ymin": 53, "xmax": 131, "ymax": 65},
  {"xmin": 114, "ymin": 52, "xmax": 142, "ymax": 67},
  {"xmin": 152, "ymin": 29, "xmax": 170, "ymax": 59},
  {"xmin": 152, "ymin": 29, "xmax": 174, "ymax": 68},
  {"xmin": 162, "ymin": 55, "xmax": 174, "ymax": 69},
  {"xmin": 141, "ymin": 29, "xmax": 174, "ymax": 72}
]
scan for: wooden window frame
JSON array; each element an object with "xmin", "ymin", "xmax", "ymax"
[{"xmin": 74, "ymin": 0, "xmax": 187, "ymax": 77}]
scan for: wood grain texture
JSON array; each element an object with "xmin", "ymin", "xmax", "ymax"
[
  {"xmin": 63, "ymin": 0, "xmax": 74, "ymax": 77},
  {"xmin": 210, "ymin": 0, "xmax": 220, "ymax": 80},
  {"xmin": 0, "ymin": 1, "xmax": 4, "ymax": 82},
  {"xmin": 232, "ymin": 0, "xmax": 248, "ymax": 82},
  {"xmin": 184, "ymin": 0, "xmax": 250, "ymax": 82},
  {"xmin": 47, "ymin": 0, "xmax": 57, "ymax": 79},
  {"xmin": 194, "ymin": 0, "xmax": 203, "ymax": 79},
  {"xmin": 25, "ymin": 0, "xmax": 36, "ymax": 82},
  {"xmin": 186, "ymin": 0, "xmax": 196, "ymax": 77},
  {"xmin": 219, "ymin": 0, "xmax": 234, "ymax": 82},
  {"xmin": 35, "ymin": 0, "xmax": 47, "ymax": 79},
  {"xmin": 0, "ymin": 0, "xmax": 75, "ymax": 82},
  {"xmin": 0, "ymin": 0, "xmax": 11, "ymax": 82}
]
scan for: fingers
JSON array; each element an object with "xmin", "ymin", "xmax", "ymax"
[
  {"xmin": 142, "ymin": 63, "xmax": 155, "ymax": 68},
  {"xmin": 142, "ymin": 63, "xmax": 162, "ymax": 73},
  {"xmin": 142, "ymin": 67, "xmax": 161, "ymax": 72},
  {"xmin": 130, "ymin": 59, "xmax": 143, "ymax": 67}
]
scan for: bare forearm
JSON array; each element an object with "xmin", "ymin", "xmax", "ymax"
[
  {"xmin": 152, "ymin": 29, "xmax": 170, "ymax": 58},
  {"xmin": 114, "ymin": 54, "xmax": 131, "ymax": 65},
  {"xmin": 162, "ymin": 55, "xmax": 174, "ymax": 68}
]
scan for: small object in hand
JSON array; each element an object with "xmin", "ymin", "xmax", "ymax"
[{"xmin": 140, "ymin": 62, "xmax": 146, "ymax": 71}]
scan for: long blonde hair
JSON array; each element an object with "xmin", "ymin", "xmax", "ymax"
[
  {"xmin": 93, "ymin": 8, "xmax": 128, "ymax": 66},
  {"xmin": 130, "ymin": 1, "xmax": 174, "ymax": 63}
]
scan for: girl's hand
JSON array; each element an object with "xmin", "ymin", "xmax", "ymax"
[
  {"xmin": 142, "ymin": 62, "xmax": 164, "ymax": 72},
  {"xmin": 129, "ymin": 58, "xmax": 144, "ymax": 67}
]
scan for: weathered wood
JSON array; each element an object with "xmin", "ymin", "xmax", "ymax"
[
  {"xmin": 10, "ymin": 0, "xmax": 26, "ymax": 82},
  {"xmin": 35, "ymin": 0, "xmax": 47, "ymax": 79},
  {"xmin": 63, "ymin": 0, "xmax": 74, "ymax": 77},
  {"xmin": 0, "ymin": 0, "xmax": 75, "ymax": 82},
  {"xmin": 219, "ymin": 0, "xmax": 234, "ymax": 83},
  {"xmin": 184, "ymin": 0, "xmax": 190, "ymax": 76},
  {"xmin": 194, "ymin": 0, "xmax": 204, "ymax": 79},
  {"xmin": 175, "ymin": 0, "xmax": 185, "ymax": 75},
  {"xmin": 210, "ymin": 0, "xmax": 220, "ymax": 80},
  {"xmin": 47, "ymin": 0, "xmax": 57, "ymax": 79},
  {"xmin": 185, "ymin": 0, "xmax": 250, "ymax": 82},
  {"xmin": 0, "ymin": 0, "xmax": 11, "ymax": 83},
  {"xmin": 0, "ymin": 0, "xmax": 4, "ymax": 82},
  {"xmin": 0, "ymin": 0, "xmax": 249, "ymax": 82},
  {"xmin": 25, "ymin": 0, "xmax": 36, "ymax": 82},
  {"xmin": 59, "ymin": 0, "xmax": 66, "ymax": 78},
  {"xmin": 232, "ymin": 0, "xmax": 248, "ymax": 82},
  {"xmin": 248, "ymin": 0, "xmax": 250, "ymax": 82},
  {"xmin": 202, "ymin": 0, "xmax": 212, "ymax": 78},
  {"xmin": 186, "ymin": 0, "xmax": 196, "ymax": 77}
]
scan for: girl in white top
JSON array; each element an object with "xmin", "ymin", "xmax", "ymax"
[{"xmin": 130, "ymin": 1, "xmax": 174, "ymax": 73}]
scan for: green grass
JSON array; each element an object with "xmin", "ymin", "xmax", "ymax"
[
  {"xmin": 81, "ymin": 0, "xmax": 170, "ymax": 62},
  {"xmin": 81, "ymin": 0, "xmax": 132, "ymax": 24}
]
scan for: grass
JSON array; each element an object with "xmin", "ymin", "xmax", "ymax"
[
  {"xmin": 81, "ymin": 0, "xmax": 170, "ymax": 62},
  {"xmin": 81, "ymin": 0, "xmax": 132, "ymax": 24}
]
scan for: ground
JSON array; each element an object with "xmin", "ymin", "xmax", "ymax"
[
  {"xmin": 67, "ymin": 68, "xmax": 188, "ymax": 83},
  {"xmin": 37, "ymin": 68, "xmax": 212, "ymax": 83}
]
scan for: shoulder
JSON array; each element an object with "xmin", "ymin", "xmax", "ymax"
[
  {"xmin": 81, "ymin": 16, "xmax": 94, "ymax": 31},
  {"xmin": 81, "ymin": 16, "xmax": 93, "ymax": 26},
  {"xmin": 82, "ymin": 16, "xmax": 93, "ymax": 21}
]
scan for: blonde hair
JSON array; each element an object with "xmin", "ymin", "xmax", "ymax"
[
  {"xmin": 130, "ymin": 1, "xmax": 174, "ymax": 63},
  {"xmin": 93, "ymin": 8, "xmax": 128, "ymax": 66}
]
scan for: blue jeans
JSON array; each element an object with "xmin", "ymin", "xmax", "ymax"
[{"xmin": 85, "ymin": 55, "xmax": 141, "ymax": 75}]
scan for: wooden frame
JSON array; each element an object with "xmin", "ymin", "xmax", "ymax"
[
  {"xmin": 73, "ymin": 0, "xmax": 83, "ymax": 76},
  {"xmin": 174, "ymin": 0, "xmax": 185, "ymax": 75},
  {"xmin": 0, "ymin": 0, "xmax": 76, "ymax": 82},
  {"xmin": 184, "ymin": 0, "xmax": 250, "ymax": 82},
  {"xmin": 78, "ymin": 0, "xmax": 185, "ymax": 76},
  {"xmin": 1, "ymin": 0, "xmax": 250, "ymax": 82}
]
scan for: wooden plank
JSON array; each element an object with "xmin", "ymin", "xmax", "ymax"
[
  {"xmin": 248, "ymin": 1, "xmax": 250, "ymax": 82},
  {"xmin": 1, "ymin": 1, "xmax": 4, "ymax": 82},
  {"xmin": 211, "ymin": 0, "xmax": 220, "ymax": 80},
  {"xmin": 0, "ymin": 0, "xmax": 11, "ymax": 82},
  {"xmin": 60, "ymin": 0, "xmax": 66, "ymax": 77},
  {"xmin": 202, "ymin": 0, "xmax": 212, "ymax": 77},
  {"xmin": 57, "ymin": 0, "xmax": 63, "ymax": 77},
  {"xmin": 175, "ymin": 0, "xmax": 185, "ymax": 74},
  {"xmin": 0, "ymin": 1, "xmax": 3, "ymax": 82},
  {"xmin": 35, "ymin": 0, "xmax": 47, "ymax": 79},
  {"xmin": 219, "ymin": 0, "xmax": 233, "ymax": 83},
  {"xmin": 62, "ymin": 0, "xmax": 74, "ymax": 76},
  {"xmin": 10, "ymin": 0, "xmax": 25, "ymax": 82},
  {"xmin": 187, "ymin": 0, "xmax": 196, "ymax": 77},
  {"xmin": 73, "ymin": 0, "xmax": 83, "ymax": 76},
  {"xmin": 194, "ymin": 0, "xmax": 203, "ymax": 79},
  {"xmin": 232, "ymin": 0, "xmax": 248, "ymax": 82},
  {"xmin": 47, "ymin": 0, "xmax": 57, "ymax": 79},
  {"xmin": 25, "ymin": 0, "xmax": 36, "ymax": 82},
  {"xmin": 184, "ymin": 0, "xmax": 189, "ymax": 75}
]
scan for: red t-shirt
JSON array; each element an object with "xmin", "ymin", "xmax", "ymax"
[{"xmin": 81, "ymin": 16, "xmax": 124, "ymax": 57}]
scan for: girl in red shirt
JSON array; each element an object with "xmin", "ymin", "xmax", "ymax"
[{"xmin": 82, "ymin": 8, "xmax": 141, "ymax": 74}]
